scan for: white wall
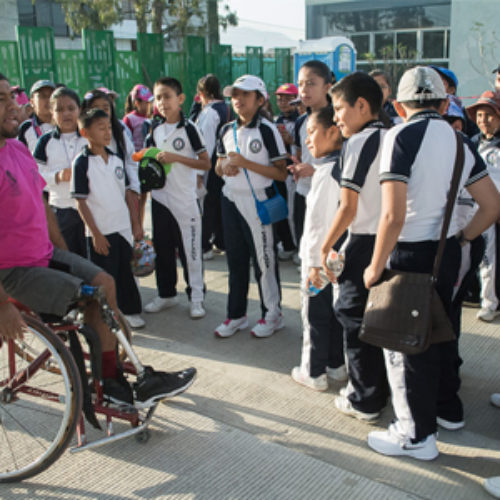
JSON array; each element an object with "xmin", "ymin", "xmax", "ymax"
[
  {"xmin": 0, "ymin": 0, "xmax": 19, "ymax": 41},
  {"xmin": 449, "ymin": 0, "xmax": 500, "ymax": 105}
]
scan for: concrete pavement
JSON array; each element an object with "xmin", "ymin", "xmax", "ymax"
[{"xmin": 1, "ymin": 252, "xmax": 500, "ymax": 499}]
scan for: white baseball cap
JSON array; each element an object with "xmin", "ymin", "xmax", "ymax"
[
  {"xmin": 223, "ymin": 75, "xmax": 268, "ymax": 100},
  {"xmin": 397, "ymin": 66, "xmax": 447, "ymax": 102}
]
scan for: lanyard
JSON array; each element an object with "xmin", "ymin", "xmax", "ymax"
[{"xmin": 32, "ymin": 116, "xmax": 42, "ymax": 138}]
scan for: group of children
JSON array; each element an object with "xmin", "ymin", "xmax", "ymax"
[{"xmin": 12, "ymin": 62, "xmax": 500, "ymax": 462}]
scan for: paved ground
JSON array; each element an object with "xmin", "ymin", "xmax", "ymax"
[{"xmin": 1, "ymin": 251, "xmax": 500, "ymax": 499}]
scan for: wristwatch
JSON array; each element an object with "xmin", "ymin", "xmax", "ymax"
[{"xmin": 455, "ymin": 230, "xmax": 470, "ymax": 247}]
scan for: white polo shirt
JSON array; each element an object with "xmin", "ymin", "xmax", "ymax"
[
  {"xmin": 379, "ymin": 111, "xmax": 488, "ymax": 241},
  {"xmin": 71, "ymin": 146, "xmax": 133, "ymax": 245},
  {"xmin": 196, "ymin": 101, "xmax": 228, "ymax": 160},
  {"xmin": 475, "ymin": 133, "xmax": 500, "ymax": 190},
  {"xmin": 146, "ymin": 113, "xmax": 206, "ymax": 209},
  {"xmin": 18, "ymin": 115, "xmax": 55, "ymax": 153},
  {"xmin": 33, "ymin": 128, "xmax": 88, "ymax": 209},
  {"xmin": 300, "ymin": 151, "xmax": 342, "ymax": 267},
  {"xmin": 341, "ymin": 121, "xmax": 386, "ymax": 235},
  {"xmin": 217, "ymin": 114, "xmax": 287, "ymax": 200}
]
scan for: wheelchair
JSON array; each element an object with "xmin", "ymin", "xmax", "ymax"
[{"xmin": 0, "ymin": 289, "xmax": 161, "ymax": 483}]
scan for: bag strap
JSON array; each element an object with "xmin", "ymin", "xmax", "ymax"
[{"xmin": 432, "ymin": 130, "xmax": 465, "ymax": 280}]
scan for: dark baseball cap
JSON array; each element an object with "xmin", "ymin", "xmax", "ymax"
[
  {"xmin": 30, "ymin": 79, "xmax": 56, "ymax": 96},
  {"xmin": 492, "ymin": 64, "xmax": 500, "ymax": 74}
]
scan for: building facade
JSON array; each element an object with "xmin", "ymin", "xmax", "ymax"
[{"xmin": 305, "ymin": 0, "xmax": 499, "ymax": 103}]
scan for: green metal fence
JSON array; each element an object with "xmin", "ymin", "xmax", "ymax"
[{"xmin": 1, "ymin": 28, "xmax": 293, "ymax": 117}]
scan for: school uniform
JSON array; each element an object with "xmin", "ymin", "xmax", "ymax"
[
  {"xmin": 379, "ymin": 111, "xmax": 488, "ymax": 442},
  {"xmin": 473, "ymin": 133, "xmax": 500, "ymax": 312},
  {"xmin": 71, "ymin": 146, "xmax": 141, "ymax": 315},
  {"xmin": 18, "ymin": 115, "xmax": 55, "ymax": 153},
  {"xmin": 293, "ymin": 112, "xmax": 310, "ymax": 247},
  {"xmin": 275, "ymin": 109, "xmax": 299, "ymax": 252},
  {"xmin": 33, "ymin": 128, "xmax": 88, "ymax": 257},
  {"xmin": 335, "ymin": 120, "xmax": 389, "ymax": 414},
  {"xmin": 196, "ymin": 101, "xmax": 230, "ymax": 252},
  {"xmin": 299, "ymin": 151, "xmax": 344, "ymax": 377},
  {"xmin": 109, "ymin": 125, "xmax": 141, "ymax": 195},
  {"xmin": 145, "ymin": 113, "xmax": 207, "ymax": 302},
  {"xmin": 217, "ymin": 113, "xmax": 287, "ymax": 321}
]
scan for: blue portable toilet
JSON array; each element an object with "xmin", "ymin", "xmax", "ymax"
[{"xmin": 294, "ymin": 36, "xmax": 356, "ymax": 83}]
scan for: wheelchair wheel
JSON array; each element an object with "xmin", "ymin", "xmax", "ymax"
[{"xmin": 0, "ymin": 315, "xmax": 83, "ymax": 483}]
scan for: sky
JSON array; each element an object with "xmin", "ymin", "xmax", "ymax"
[{"xmin": 221, "ymin": 0, "xmax": 306, "ymax": 50}]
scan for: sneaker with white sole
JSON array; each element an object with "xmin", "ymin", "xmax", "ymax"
[
  {"xmin": 124, "ymin": 314, "xmax": 146, "ymax": 329},
  {"xmin": 214, "ymin": 316, "xmax": 248, "ymax": 338},
  {"xmin": 291, "ymin": 366, "xmax": 328, "ymax": 391},
  {"xmin": 368, "ymin": 424, "xmax": 439, "ymax": 461},
  {"xmin": 190, "ymin": 301, "xmax": 206, "ymax": 319},
  {"xmin": 436, "ymin": 416, "xmax": 465, "ymax": 430},
  {"xmin": 326, "ymin": 364, "xmax": 348, "ymax": 382},
  {"xmin": 251, "ymin": 314, "xmax": 285, "ymax": 338},
  {"xmin": 491, "ymin": 393, "xmax": 500, "ymax": 408},
  {"xmin": 334, "ymin": 394, "xmax": 380, "ymax": 423},
  {"xmin": 202, "ymin": 249, "xmax": 214, "ymax": 261},
  {"xmin": 278, "ymin": 249, "xmax": 295, "ymax": 261},
  {"xmin": 484, "ymin": 477, "xmax": 500, "ymax": 499},
  {"xmin": 477, "ymin": 307, "xmax": 499, "ymax": 322},
  {"xmin": 144, "ymin": 296, "xmax": 178, "ymax": 313}
]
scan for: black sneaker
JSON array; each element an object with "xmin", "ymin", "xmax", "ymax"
[
  {"xmin": 133, "ymin": 366, "xmax": 196, "ymax": 408},
  {"xmin": 103, "ymin": 374, "xmax": 134, "ymax": 405}
]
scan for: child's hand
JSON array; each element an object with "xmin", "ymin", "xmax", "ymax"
[
  {"xmin": 307, "ymin": 267, "xmax": 323, "ymax": 290},
  {"xmin": 320, "ymin": 247, "xmax": 337, "ymax": 283},
  {"xmin": 220, "ymin": 157, "xmax": 239, "ymax": 177},
  {"xmin": 227, "ymin": 152, "xmax": 248, "ymax": 169},
  {"xmin": 92, "ymin": 232, "xmax": 110, "ymax": 256},
  {"xmin": 156, "ymin": 151, "xmax": 176, "ymax": 164},
  {"xmin": 132, "ymin": 222, "xmax": 144, "ymax": 242},
  {"xmin": 277, "ymin": 126, "xmax": 294, "ymax": 146},
  {"xmin": 56, "ymin": 168, "xmax": 72, "ymax": 183},
  {"xmin": 291, "ymin": 163, "xmax": 315, "ymax": 181}
]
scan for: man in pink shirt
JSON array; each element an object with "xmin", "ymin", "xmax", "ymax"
[{"xmin": 0, "ymin": 73, "xmax": 196, "ymax": 406}]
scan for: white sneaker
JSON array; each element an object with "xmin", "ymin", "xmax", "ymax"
[
  {"xmin": 477, "ymin": 308, "xmax": 499, "ymax": 322},
  {"xmin": 214, "ymin": 316, "xmax": 248, "ymax": 338},
  {"xmin": 484, "ymin": 477, "xmax": 500, "ymax": 499},
  {"xmin": 144, "ymin": 296, "xmax": 178, "ymax": 313},
  {"xmin": 326, "ymin": 364, "xmax": 348, "ymax": 382},
  {"xmin": 368, "ymin": 424, "xmax": 439, "ymax": 461},
  {"xmin": 278, "ymin": 249, "xmax": 295, "ymax": 261},
  {"xmin": 190, "ymin": 301, "xmax": 206, "ymax": 319},
  {"xmin": 124, "ymin": 314, "xmax": 146, "ymax": 329},
  {"xmin": 436, "ymin": 416, "xmax": 465, "ymax": 430},
  {"xmin": 251, "ymin": 314, "xmax": 284, "ymax": 338},
  {"xmin": 334, "ymin": 395, "xmax": 380, "ymax": 423},
  {"xmin": 291, "ymin": 366, "xmax": 328, "ymax": 391},
  {"xmin": 202, "ymin": 249, "xmax": 214, "ymax": 261},
  {"xmin": 490, "ymin": 393, "xmax": 500, "ymax": 408}
]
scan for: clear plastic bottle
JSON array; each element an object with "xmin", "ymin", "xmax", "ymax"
[{"xmin": 304, "ymin": 251, "xmax": 345, "ymax": 297}]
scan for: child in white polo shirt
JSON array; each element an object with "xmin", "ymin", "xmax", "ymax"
[
  {"xmin": 144, "ymin": 77, "xmax": 211, "ymax": 319},
  {"xmin": 214, "ymin": 75, "xmax": 287, "ymax": 338},
  {"xmin": 72, "ymin": 108, "xmax": 144, "ymax": 329}
]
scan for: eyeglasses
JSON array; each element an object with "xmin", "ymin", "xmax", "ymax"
[{"xmin": 276, "ymin": 95, "xmax": 296, "ymax": 101}]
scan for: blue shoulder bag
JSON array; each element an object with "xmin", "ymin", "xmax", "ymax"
[{"xmin": 232, "ymin": 122, "xmax": 288, "ymax": 225}]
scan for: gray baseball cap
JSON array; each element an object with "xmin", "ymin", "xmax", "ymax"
[
  {"xmin": 397, "ymin": 66, "xmax": 446, "ymax": 103},
  {"xmin": 30, "ymin": 79, "xmax": 56, "ymax": 96}
]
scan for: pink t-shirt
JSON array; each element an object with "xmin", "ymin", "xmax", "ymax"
[{"xmin": 0, "ymin": 139, "xmax": 53, "ymax": 269}]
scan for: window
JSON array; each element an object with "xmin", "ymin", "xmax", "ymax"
[
  {"xmin": 375, "ymin": 33, "xmax": 394, "ymax": 59},
  {"xmin": 351, "ymin": 34, "xmax": 370, "ymax": 60},
  {"xmin": 17, "ymin": 0, "xmax": 70, "ymax": 37},
  {"xmin": 396, "ymin": 32, "xmax": 417, "ymax": 59},
  {"xmin": 17, "ymin": 0, "xmax": 36, "ymax": 26},
  {"xmin": 423, "ymin": 30, "xmax": 445, "ymax": 59}
]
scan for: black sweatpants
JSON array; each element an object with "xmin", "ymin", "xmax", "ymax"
[
  {"xmin": 274, "ymin": 180, "xmax": 296, "ymax": 252},
  {"xmin": 55, "ymin": 207, "xmax": 87, "ymax": 258},
  {"xmin": 88, "ymin": 232, "xmax": 142, "ymax": 315},
  {"xmin": 202, "ymin": 167, "xmax": 225, "ymax": 252},
  {"xmin": 304, "ymin": 283, "xmax": 344, "ymax": 377},
  {"xmin": 385, "ymin": 237, "xmax": 462, "ymax": 442},
  {"xmin": 335, "ymin": 234, "xmax": 389, "ymax": 413},
  {"xmin": 293, "ymin": 192, "xmax": 306, "ymax": 251}
]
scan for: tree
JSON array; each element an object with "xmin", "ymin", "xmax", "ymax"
[
  {"xmin": 54, "ymin": 0, "xmax": 124, "ymax": 34},
  {"xmin": 134, "ymin": 0, "xmax": 150, "ymax": 33}
]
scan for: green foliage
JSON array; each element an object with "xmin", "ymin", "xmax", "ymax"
[{"xmin": 54, "ymin": 0, "xmax": 124, "ymax": 34}]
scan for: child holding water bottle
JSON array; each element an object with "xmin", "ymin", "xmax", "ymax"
[{"xmin": 291, "ymin": 106, "xmax": 347, "ymax": 391}]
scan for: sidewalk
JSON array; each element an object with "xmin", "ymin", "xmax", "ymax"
[{"xmin": 1, "ymin": 253, "xmax": 499, "ymax": 499}]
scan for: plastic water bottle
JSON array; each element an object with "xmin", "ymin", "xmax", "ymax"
[{"xmin": 305, "ymin": 251, "xmax": 345, "ymax": 297}]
